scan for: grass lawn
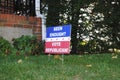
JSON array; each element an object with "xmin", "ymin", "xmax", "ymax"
[{"xmin": 0, "ymin": 53, "xmax": 120, "ymax": 80}]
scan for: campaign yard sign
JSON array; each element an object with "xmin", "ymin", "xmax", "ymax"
[{"xmin": 45, "ymin": 24, "xmax": 71, "ymax": 54}]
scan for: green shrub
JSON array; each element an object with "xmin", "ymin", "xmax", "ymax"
[
  {"xmin": 12, "ymin": 35, "xmax": 44, "ymax": 56},
  {"xmin": 0, "ymin": 37, "xmax": 13, "ymax": 56}
]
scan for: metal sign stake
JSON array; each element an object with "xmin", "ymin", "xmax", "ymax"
[{"xmin": 62, "ymin": 54, "xmax": 64, "ymax": 65}]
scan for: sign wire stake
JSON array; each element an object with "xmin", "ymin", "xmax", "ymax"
[
  {"xmin": 62, "ymin": 54, "xmax": 64, "ymax": 65},
  {"xmin": 48, "ymin": 54, "xmax": 51, "ymax": 62}
]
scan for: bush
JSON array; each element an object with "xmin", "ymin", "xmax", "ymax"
[
  {"xmin": 12, "ymin": 35, "xmax": 44, "ymax": 56},
  {"xmin": 0, "ymin": 37, "xmax": 13, "ymax": 56}
]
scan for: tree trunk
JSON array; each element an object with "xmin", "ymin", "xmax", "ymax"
[{"xmin": 70, "ymin": 0, "xmax": 80, "ymax": 54}]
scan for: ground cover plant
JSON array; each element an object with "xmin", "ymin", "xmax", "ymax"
[
  {"xmin": 0, "ymin": 54, "xmax": 120, "ymax": 80},
  {"xmin": 0, "ymin": 37, "xmax": 14, "ymax": 56},
  {"xmin": 0, "ymin": 36, "xmax": 44, "ymax": 56},
  {"xmin": 12, "ymin": 35, "xmax": 44, "ymax": 56}
]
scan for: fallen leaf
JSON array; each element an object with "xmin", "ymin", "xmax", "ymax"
[
  {"xmin": 112, "ymin": 55, "xmax": 117, "ymax": 59},
  {"xmin": 17, "ymin": 59, "xmax": 22, "ymax": 64},
  {"xmin": 54, "ymin": 55, "xmax": 60, "ymax": 59},
  {"xmin": 86, "ymin": 64, "xmax": 92, "ymax": 68}
]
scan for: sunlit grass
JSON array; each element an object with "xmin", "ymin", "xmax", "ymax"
[{"xmin": 0, "ymin": 54, "xmax": 120, "ymax": 80}]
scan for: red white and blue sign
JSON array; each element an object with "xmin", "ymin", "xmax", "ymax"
[{"xmin": 45, "ymin": 24, "xmax": 71, "ymax": 54}]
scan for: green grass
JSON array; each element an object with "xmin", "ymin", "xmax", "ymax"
[{"xmin": 0, "ymin": 54, "xmax": 120, "ymax": 80}]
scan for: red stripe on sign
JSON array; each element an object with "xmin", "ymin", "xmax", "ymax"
[{"xmin": 45, "ymin": 41, "xmax": 71, "ymax": 54}]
